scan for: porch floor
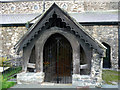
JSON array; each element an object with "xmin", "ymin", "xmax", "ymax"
[
  {"xmin": 10, "ymin": 84, "xmax": 77, "ymax": 88},
  {"xmin": 44, "ymin": 76, "xmax": 72, "ymax": 84},
  {"xmin": 10, "ymin": 84, "xmax": 118, "ymax": 89}
]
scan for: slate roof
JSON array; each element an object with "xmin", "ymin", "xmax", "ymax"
[
  {"xmin": 0, "ymin": 13, "xmax": 40, "ymax": 24},
  {"xmin": 0, "ymin": 10, "xmax": 118, "ymax": 24}
]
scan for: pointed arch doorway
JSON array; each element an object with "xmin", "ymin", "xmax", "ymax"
[
  {"xmin": 43, "ymin": 33, "xmax": 73, "ymax": 84},
  {"xmin": 102, "ymin": 42, "xmax": 111, "ymax": 68}
]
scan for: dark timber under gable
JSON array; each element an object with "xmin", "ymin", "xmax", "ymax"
[{"xmin": 14, "ymin": 3, "xmax": 105, "ymax": 56}]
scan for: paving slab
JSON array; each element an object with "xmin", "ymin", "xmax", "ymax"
[
  {"xmin": 11, "ymin": 84, "xmax": 76, "ymax": 88},
  {"xmin": 101, "ymin": 84, "xmax": 118, "ymax": 88},
  {"xmin": 10, "ymin": 84, "xmax": 118, "ymax": 89}
]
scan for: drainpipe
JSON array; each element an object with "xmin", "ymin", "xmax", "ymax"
[
  {"xmin": 25, "ymin": 21, "xmax": 30, "ymax": 30},
  {"xmin": 118, "ymin": 23, "xmax": 120, "ymax": 69}
]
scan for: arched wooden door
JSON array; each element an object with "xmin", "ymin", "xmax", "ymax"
[{"xmin": 43, "ymin": 33, "xmax": 72, "ymax": 83}]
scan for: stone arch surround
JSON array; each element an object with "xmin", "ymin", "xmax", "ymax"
[{"xmin": 35, "ymin": 27, "xmax": 81, "ymax": 74}]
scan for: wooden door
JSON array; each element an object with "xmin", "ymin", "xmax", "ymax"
[{"xmin": 43, "ymin": 33, "xmax": 72, "ymax": 83}]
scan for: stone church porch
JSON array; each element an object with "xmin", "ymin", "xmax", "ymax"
[
  {"xmin": 15, "ymin": 3, "xmax": 106, "ymax": 87},
  {"xmin": 17, "ymin": 47, "xmax": 104, "ymax": 87}
]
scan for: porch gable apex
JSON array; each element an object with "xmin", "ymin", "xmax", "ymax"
[{"xmin": 14, "ymin": 3, "xmax": 106, "ymax": 56}]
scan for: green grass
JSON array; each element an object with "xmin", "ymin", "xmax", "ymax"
[
  {"xmin": 2, "ymin": 78, "xmax": 16, "ymax": 90},
  {"xmin": 1, "ymin": 67, "xmax": 22, "ymax": 89},
  {"xmin": 3, "ymin": 67, "xmax": 22, "ymax": 80},
  {"xmin": 102, "ymin": 70, "xmax": 119, "ymax": 85}
]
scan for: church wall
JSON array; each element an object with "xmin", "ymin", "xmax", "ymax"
[
  {"xmin": 84, "ymin": 25, "xmax": 118, "ymax": 69},
  {"xmin": 0, "ymin": 25, "xmax": 118, "ymax": 69},
  {"xmin": 1, "ymin": 1, "xmax": 118, "ymax": 14},
  {"xmin": 1, "ymin": 0, "xmax": 119, "ymax": 69},
  {"xmin": 0, "ymin": 26, "xmax": 27, "ymax": 57}
]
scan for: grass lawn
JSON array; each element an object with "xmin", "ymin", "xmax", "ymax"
[
  {"xmin": 102, "ymin": 70, "xmax": 119, "ymax": 85},
  {"xmin": 1, "ymin": 77, "xmax": 16, "ymax": 90},
  {"xmin": 1, "ymin": 67, "xmax": 22, "ymax": 90}
]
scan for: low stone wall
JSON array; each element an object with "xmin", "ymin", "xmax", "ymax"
[
  {"xmin": 17, "ymin": 72, "xmax": 44, "ymax": 84},
  {"xmin": 72, "ymin": 75, "xmax": 99, "ymax": 87},
  {"xmin": 17, "ymin": 73, "xmax": 101, "ymax": 87}
]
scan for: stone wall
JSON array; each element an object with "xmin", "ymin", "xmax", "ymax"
[
  {"xmin": 72, "ymin": 50, "xmax": 103, "ymax": 87},
  {"xmin": 17, "ymin": 72, "xmax": 44, "ymax": 84},
  {"xmin": 1, "ymin": 0, "xmax": 119, "ymax": 14},
  {"xmin": 84, "ymin": 1, "xmax": 118, "ymax": 11},
  {"xmin": 0, "ymin": 25, "xmax": 118, "ymax": 69},
  {"xmin": 84, "ymin": 25, "xmax": 118, "ymax": 69},
  {"xmin": 0, "ymin": 0, "xmax": 119, "ymax": 69},
  {"xmin": 17, "ymin": 50, "xmax": 102, "ymax": 87},
  {"xmin": 0, "ymin": 26, "xmax": 27, "ymax": 57}
]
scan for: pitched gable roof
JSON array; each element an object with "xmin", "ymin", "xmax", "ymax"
[{"xmin": 14, "ymin": 3, "xmax": 106, "ymax": 56}]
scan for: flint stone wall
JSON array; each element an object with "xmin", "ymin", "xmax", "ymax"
[
  {"xmin": 84, "ymin": 25, "xmax": 118, "ymax": 69},
  {"xmin": 0, "ymin": 26, "xmax": 27, "ymax": 57},
  {"xmin": 17, "ymin": 72, "xmax": 44, "ymax": 84},
  {"xmin": 0, "ymin": 25, "xmax": 118, "ymax": 69},
  {"xmin": 1, "ymin": 1, "xmax": 118, "ymax": 69},
  {"xmin": 1, "ymin": 1, "xmax": 118, "ymax": 14}
]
